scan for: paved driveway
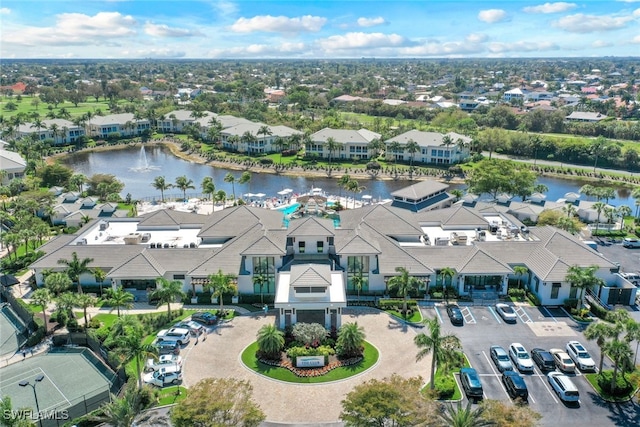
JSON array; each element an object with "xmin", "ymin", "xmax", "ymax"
[{"xmin": 182, "ymin": 308, "xmax": 430, "ymax": 424}]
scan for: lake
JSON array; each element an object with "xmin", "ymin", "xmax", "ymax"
[{"xmin": 62, "ymin": 145, "xmax": 635, "ymax": 208}]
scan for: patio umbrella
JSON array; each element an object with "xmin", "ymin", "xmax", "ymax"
[
  {"xmin": 255, "ymin": 193, "xmax": 266, "ymax": 198},
  {"xmin": 0, "ymin": 274, "xmax": 19, "ymax": 287},
  {"xmin": 244, "ymin": 193, "xmax": 255, "ymax": 198},
  {"xmin": 362, "ymin": 195, "xmax": 372, "ymax": 200}
]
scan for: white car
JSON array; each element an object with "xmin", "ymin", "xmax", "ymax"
[
  {"xmin": 550, "ymin": 348, "xmax": 576, "ymax": 373},
  {"xmin": 143, "ymin": 366, "xmax": 183, "ymax": 387},
  {"xmin": 157, "ymin": 327, "xmax": 191, "ymax": 345},
  {"xmin": 175, "ymin": 320, "xmax": 206, "ymax": 336},
  {"xmin": 548, "ymin": 372, "xmax": 580, "ymax": 403},
  {"xmin": 565, "ymin": 341, "xmax": 596, "ymax": 372},
  {"xmin": 495, "ymin": 303, "xmax": 517, "ymax": 323},
  {"xmin": 509, "ymin": 343, "xmax": 534, "ymax": 373},
  {"xmin": 145, "ymin": 354, "xmax": 183, "ymax": 372}
]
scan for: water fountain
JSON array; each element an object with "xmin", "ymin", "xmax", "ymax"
[{"xmin": 129, "ymin": 146, "xmax": 159, "ymax": 172}]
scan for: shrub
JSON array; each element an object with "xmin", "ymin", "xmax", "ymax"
[
  {"xmin": 366, "ymin": 161, "xmax": 381, "ymax": 170},
  {"xmin": 563, "ymin": 298, "xmax": 579, "ymax": 310},
  {"xmin": 589, "ymin": 303, "xmax": 609, "ymax": 320},
  {"xmin": 597, "ymin": 371, "xmax": 634, "ymax": 396},
  {"xmin": 508, "ymin": 288, "xmax": 526, "ymax": 299},
  {"xmin": 292, "ymin": 323, "xmax": 328, "ymax": 346},
  {"xmin": 378, "ymin": 299, "xmax": 418, "ymax": 309},
  {"xmin": 26, "ymin": 325, "xmax": 45, "ymax": 347},
  {"xmin": 435, "ymin": 375, "xmax": 456, "ymax": 399},
  {"xmin": 259, "ymin": 158, "xmax": 274, "ymax": 165},
  {"xmin": 526, "ymin": 292, "xmax": 541, "ymax": 306}
]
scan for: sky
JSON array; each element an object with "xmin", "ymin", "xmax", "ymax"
[{"xmin": 1, "ymin": 1, "xmax": 639, "ymax": 59}]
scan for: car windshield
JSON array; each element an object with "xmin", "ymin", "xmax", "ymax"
[
  {"xmin": 562, "ymin": 357, "xmax": 572, "ymax": 364},
  {"xmin": 578, "ymin": 352, "xmax": 590, "ymax": 358},
  {"xmin": 502, "ymin": 306, "xmax": 515, "ymax": 313},
  {"xmin": 517, "ymin": 352, "xmax": 529, "ymax": 359},
  {"xmin": 498, "ymin": 354, "xmax": 509, "ymax": 361}
]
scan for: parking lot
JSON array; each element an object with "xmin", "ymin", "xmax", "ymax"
[{"xmin": 424, "ymin": 303, "xmax": 640, "ymax": 427}]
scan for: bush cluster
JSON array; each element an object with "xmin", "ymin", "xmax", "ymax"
[
  {"xmin": 286, "ymin": 345, "xmax": 335, "ymax": 359},
  {"xmin": 597, "ymin": 371, "xmax": 634, "ymax": 396},
  {"xmin": 434, "ymin": 375, "xmax": 456, "ymax": 399},
  {"xmin": 378, "ymin": 299, "xmax": 418, "ymax": 310},
  {"xmin": 589, "ymin": 303, "xmax": 609, "ymax": 320}
]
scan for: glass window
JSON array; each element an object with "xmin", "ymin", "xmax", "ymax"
[
  {"xmin": 551, "ymin": 282, "xmax": 561, "ymax": 299},
  {"xmin": 431, "ymin": 149, "xmax": 437, "ymax": 156},
  {"xmin": 347, "ymin": 256, "xmax": 370, "ymax": 293},
  {"xmin": 569, "ymin": 285, "xmax": 578, "ymax": 299},
  {"xmin": 252, "ymin": 257, "xmax": 275, "ymax": 294}
]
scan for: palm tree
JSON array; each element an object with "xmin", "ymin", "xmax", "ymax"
[
  {"xmin": 632, "ymin": 188, "xmax": 640, "ymax": 219},
  {"xmin": 591, "ymin": 136, "xmax": 607, "ymax": 172},
  {"xmin": 201, "ymin": 176, "xmax": 216, "ymax": 205},
  {"xmin": 224, "ymin": 173, "xmax": 237, "ymax": 202},
  {"xmin": 338, "ymin": 174, "xmax": 351, "ymax": 199},
  {"xmin": 57, "ymin": 251, "xmax": 94, "ymax": 294},
  {"xmin": 228, "ymin": 134, "xmax": 241, "ymax": 151},
  {"xmin": 604, "ymin": 339, "xmax": 633, "ymax": 392},
  {"xmin": 93, "ymin": 387, "xmax": 146, "ymax": 427},
  {"xmin": 387, "ymin": 141, "xmax": 403, "ymax": 164},
  {"xmin": 405, "ymin": 139, "xmax": 420, "ymax": 169},
  {"xmin": 624, "ymin": 319, "xmax": 640, "ymax": 366},
  {"xmin": 207, "ymin": 269, "xmax": 237, "ymax": 315},
  {"xmin": 325, "ymin": 137, "xmax": 342, "ymax": 167},
  {"xmin": 103, "ymin": 286, "xmax": 134, "ymax": 317},
  {"xmin": 69, "ymin": 173, "xmax": 86, "ymax": 193},
  {"xmin": 30, "ymin": 288, "xmax": 53, "ymax": 334},
  {"xmin": 93, "ymin": 268, "xmax": 107, "ymax": 297},
  {"xmin": 346, "ymin": 179, "xmax": 365, "ymax": 209},
  {"xmin": 273, "ymin": 136, "xmax": 288, "ymax": 163},
  {"xmin": 44, "ymin": 272, "xmax": 72, "ymax": 296},
  {"xmin": 256, "ymin": 324, "xmax": 284, "ymax": 360},
  {"xmin": 336, "ymin": 322, "xmax": 366, "ymax": 358},
  {"xmin": 74, "ymin": 293, "xmax": 97, "ymax": 329},
  {"xmin": 174, "ymin": 175, "xmax": 195, "ymax": 201},
  {"xmin": 439, "ymin": 267, "xmax": 456, "ymax": 301},
  {"xmin": 562, "ymin": 203, "xmax": 577, "ymax": 218},
  {"xmin": 352, "ymin": 273, "xmax": 365, "ymax": 302},
  {"xmin": 438, "ymin": 401, "xmax": 493, "ymax": 427},
  {"xmin": 214, "ymin": 189, "xmax": 227, "ymax": 206},
  {"xmin": 584, "ymin": 321, "xmax": 618, "ymax": 373},
  {"xmin": 513, "ymin": 266, "xmax": 529, "ymax": 290},
  {"xmin": 368, "ymin": 137, "xmax": 385, "ymax": 159},
  {"xmin": 239, "ymin": 171, "xmax": 252, "ymax": 195},
  {"xmin": 149, "ymin": 277, "xmax": 186, "ymax": 319},
  {"xmin": 114, "ymin": 330, "xmax": 158, "ymax": 390},
  {"xmin": 415, "ymin": 317, "xmax": 462, "ymax": 390},
  {"xmin": 151, "ymin": 176, "xmax": 172, "ymax": 202},
  {"xmin": 387, "ymin": 266, "xmax": 422, "ymax": 319},
  {"xmin": 565, "ymin": 265, "xmax": 603, "ymax": 311},
  {"xmin": 253, "ymin": 263, "xmax": 269, "ymax": 305}
]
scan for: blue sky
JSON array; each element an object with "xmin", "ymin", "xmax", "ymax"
[{"xmin": 1, "ymin": 1, "xmax": 639, "ymax": 59}]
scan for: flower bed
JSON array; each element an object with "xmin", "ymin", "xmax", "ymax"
[{"xmin": 258, "ymin": 355, "xmax": 363, "ymax": 377}]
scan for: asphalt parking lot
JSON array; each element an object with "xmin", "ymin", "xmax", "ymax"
[{"xmin": 423, "ymin": 304, "xmax": 640, "ymax": 427}]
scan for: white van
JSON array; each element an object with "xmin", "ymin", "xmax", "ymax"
[
  {"xmin": 548, "ymin": 372, "xmax": 579, "ymax": 403},
  {"xmin": 622, "ymin": 238, "xmax": 640, "ymax": 248}
]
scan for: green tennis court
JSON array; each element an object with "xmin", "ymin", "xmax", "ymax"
[
  {"xmin": 0, "ymin": 305, "xmax": 27, "ymax": 356},
  {"xmin": 0, "ymin": 348, "xmax": 115, "ymax": 422}
]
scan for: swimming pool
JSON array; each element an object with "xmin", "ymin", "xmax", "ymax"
[{"xmin": 276, "ymin": 202, "xmax": 301, "ymax": 216}]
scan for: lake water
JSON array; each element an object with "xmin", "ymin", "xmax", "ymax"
[{"xmin": 62, "ymin": 145, "xmax": 635, "ymax": 208}]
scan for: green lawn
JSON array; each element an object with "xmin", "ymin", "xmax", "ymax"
[
  {"xmin": 241, "ymin": 341, "xmax": 379, "ymax": 384},
  {"xmin": 585, "ymin": 372, "xmax": 638, "ymax": 402},
  {"xmin": 92, "ymin": 313, "xmax": 119, "ymax": 328},
  {"xmin": 156, "ymin": 386, "xmax": 188, "ymax": 406},
  {"xmin": 0, "ymin": 95, "xmax": 134, "ymax": 120},
  {"xmin": 385, "ymin": 308, "xmax": 423, "ymax": 323},
  {"xmin": 422, "ymin": 352, "xmax": 470, "ymax": 401}
]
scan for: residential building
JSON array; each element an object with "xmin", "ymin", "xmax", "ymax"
[
  {"xmin": 0, "ymin": 149, "xmax": 26, "ymax": 185},
  {"xmin": 89, "ymin": 113, "xmax": 151, "ymax": 138},
  {"xmin": 220, "ymin": 122, "xmax": 301, "ymax": 154},
  {"xmin": 307, "ymin": 128, "xmax": 381, "ymax": 160},
  {"xmin": 384, "ymin": 130, "xmax": 471, "ymax": 165},
  {"xmin": 565, "ymin": 111, "xmax": 608, "ymax": 122},
  {"xmin": 16, "ymin": 118, "xmax": 84, "ymax": 144}
]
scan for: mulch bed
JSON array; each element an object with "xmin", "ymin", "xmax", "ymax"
[{"xmin": 258, "ymin": 353, "xmax": 363, "ymax": 377}]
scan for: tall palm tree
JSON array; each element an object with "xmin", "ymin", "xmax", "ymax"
[
  {"xmin": 604, "ymin": 339, "xmax": 633, "ymax": 391},
  {"xmin": 387, "ymin": 266, "xmax": 422, "ymax": 319},
  {"xmin": 439, "ymin": 267, "xmax": 456, "ymax": 300},
  {"xmin": 584, "ymin": 321, "xmax": 618, "ymax": 373},
  {"xmin": 325, "ymin": 137, "xmax": 342, "ymax": 167},
  {"xmin": 103, "ymin": 286, "xmax": 134, "ymax": 317},
  {"xmin": 336, "ymin": 322, "xmax": 366, "ymax": 358},
  {"xmin": 30, "ymin": 288, "xmax": 53, "ymax": 334},
  {"xmin": 224, "ymin": 173, "xmax": 237, "ymax": 202},
  {"xmin": 438, "ymin": 401, "xmax": 493, "ymax": 427},
  {"xmin": 591, "ymin": 136, "xmax": 607, "ymax": 172},
  {"xmin": 273, "ymin": 136, "xmax": 288, "ymax": 163},
  {"xmin": 57, "ymin": 251, "xmax": 94, "ymax": 294},
  {"xmin": 149, "ymin": 277, "xmax": 186, "ymax": 319},
  {"xmin": 93, "ymin": 387, "xmax": 146, "ymax": 427},
  {"xmin": 151, "ymin": 176, "xmax": 172, "ymax": 202},
  {"xmin": 206, "ymin": 269, "xmax": 237, "ymax": 315},
  {"xmin": 624, "ymin": 319, "xmax": 640, "ymax": 366},
  {"xmin": 368, "ymin": 137, "xmax": 385, "ymax": 159},
  {"xmin": 387, "ymin": 141, "xmax": 403, "ymax": 164},
  {"xmin": 114, "ymin": 330, "xmax": 158, "ymax": 390},
  {"xmin": 338, "ymin": 174, "xmax": 351, "ymax": 199},
  {"xmin": 239, "ymin": 171, "xmax": 252, "ymax": 195},
  {"xmin": 93, "ymin": 268, "xmax": 107, "ymax": 297},
  {"xmin": 69, "ymin": 173, "xmax": 86, "ymax": 193},
  {"xmin": 565, "ymin": 265, "xmax": 603, "ymax": 311},
  {"xmin": 256, "ymin": 324, "xmax": 284, "ymax": 360},
  {"xmin": 513, "ymin": 266, "xmax": 529, "ymax": 290},
  {"xmin": 74, "ymin": 293, "xmax": 97, "ymax": 329},
  {"xmin": 44, "ymin": 272, "xmax": 72, "ymax": 296},
  {"xmin": 346, "ymin": 179, "xmax": 365, "ymax": 209},
  {"xmin": 405, "ymin": 139, "xmax": 420, "ymax": 169},
  {"xmin": 214, "ymin": 190, "xmax": 227, "ymax": 207},
  {"xmin": 174, "ymin": 175, "xmax": 195, "ymax": 201},
  {"xmin": 257, "ymin": 124, "xmax": 272, "ymax": 145},
  {"xmin": 201, "ymin": 177, "xmax": 216, "ymax": 204},
  {"xmin": 415, "ymin": 317, "xmax": 462, "ymax": 390}
]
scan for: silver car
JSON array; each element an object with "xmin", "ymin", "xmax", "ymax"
[{"xmin": 490, "ymin": 345, "xmax": 513, "ymax": 372}]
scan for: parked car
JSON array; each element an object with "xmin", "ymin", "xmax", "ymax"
[
  {"xmin": 191, "ymin": 311, "xmax": 218, "ymax": 325},
  {"xmin": 490, "ymin": 345, "xmax": 513, "ymax": 372},
  {"xmin": 175, "ymin": 320, "xmax": 205, "ymax": 336},
  {"xmin": 145, "ymin": 355, "xmax": 183, "ymax": 372},
  {"xmin": 459, "ymin": 367, "xmax": 483, "ymax": 400},
  {"xmin": 548, "ymin": 372, "xmax": 580, "ymax": 403},
  {"xmin": 446, "ymin": 304, "xmax": 464, "ymax": 325},
  {"xmin": 531, "ymin": 348, "xmax": 556, "ymax": 371},
  {"xmin": 550, "ymin": 348, "xmax": 576, "ymax": 373},
  {"xmin": 509, "ymin": 343, "xmax": 534, "ymax": 373},
  {"xmin": 502, "ymin": 370, "xmax": 528, "ymax": 401},
  {"xmin": 565, "ymin": 341, "xmax": 596, "ymax": 372},
  {"xmin": 495, "ymin": 303, "xmax": 517, "ymax": 323},
  {"xmin": 157, "ymin": 327, "xmax": 191, "ymax": 345},
  {"xmin": 143, "ymin": 366, "xmax": 183, "ymax": 387},
  {"xmin": 622, "ymin": 237, "xmax": 640, "ymax": 248},
  {"xmin": 153, "ymin": 341, "xmax": 180, "ymax": 355}
]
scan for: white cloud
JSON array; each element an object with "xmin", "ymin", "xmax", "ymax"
[
  {"xmin": 478, "ymin": 9, "xmax": 507, "ymax": 23},
  {"xmin": 523, "ymin": 2, "xmax": 577, "ymax": 14},
  {"xmin": 357, "ymin": 17, "xmax": 386, "ymax": 27},
  {"xmin": 592, "ymin": 40, "xmax": 613, "ymax": 48},
  {"xmin": 209, "ymin": 42, "xmax": 307, "ymax": 58},
  {"xmin": 213, "ymin": 0, "xmax": 238, "ymax": 17},
  {"xmin": 553, "ymin": 13, "xmax": 635, "ymax": 33},
  {"xmin": 466, "ymin": 33, "xmax": 488, "ymax": 43},
  {"xmin": 400, "ymin": 41, "xmax": 485, "ymax": 56},
  {"xmin": 230, "ymin": 15, "xmax": 326, "ymax": 33},
  {"xmin": 0, "ymin": 7, "xmax": 10, "ymax": 14},
  {"xmin": 632, "ymin": 35, "xmax": 640, "ymax": 43},
  {"xmin": 318, "ymin": 32, "xmax": 408, "ymax": 50},
  {"xmin": 487, "ymin": 40, "xmax": 559, "ymax": 53},
  {"xmin": 144, "ymin": 22, "xmax": 202, "ymax": 38},
  {"xmin": 124, "ymin": 48, "xmax": 186, "ymax": 58}
]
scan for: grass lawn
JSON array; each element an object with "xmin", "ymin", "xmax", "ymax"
[
  {"xmin": 0, "ymin": 95, "xmax": 134, "ymax": 120},
  {"xmin": 585, "ymin": 372, "xmax": 638, "ymax": 402},
  {"xmin": 241, "ymin": 340, "xmax": 379, "ymax": 384},
  {"xmin": 385, "ymin": 308, "xmax": 423, "ymax": 323},
  {"xmin": 92, "ymin": 313, "xmax": 119, "ymax": 328},
  {"xmin": 156, "ymin": 386, "xmax": 188, "ymax": 406}
]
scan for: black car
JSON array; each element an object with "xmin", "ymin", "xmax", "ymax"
[
  {"xmin": 446, "ymin": 304, "xmax": 464, "ymax": 325},
  {"xmin": 460, "ymin": 368, "xmax": 483, "ymax": 400},
  {"xmin": 191, "ymin": 311, "xmax": 218, "ymax": 325},
  {"xmin": 502, "ymin": 371, "xmax": 529, "ymax": 401},
  {"xmin": 531, "ymin": 348, "xmax": 555, "ymax": 371}
]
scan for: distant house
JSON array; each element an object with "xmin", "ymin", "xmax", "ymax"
[
  {"xmin": 0, "ymin": 149, "xmax": 27, "ymax": 185},
  {"xmin": 220, "ymin": 122, "xmax": 301, "ymax": 154},
  {"xmin": 16, "ymin": 118, "xmax": 84, "ymax": 144},
  {"xmin": 89, "ymin": 113, "xmax": 151, "ymax": 138},
  {"xmin": 307, "ymin": 128, "xmax": 381, "ymax": 160},
  {"xmin": 384, "ymin": 130, "xmax": 471, "ymax": 165},
  {"xmin": 503, "ymin": 88, "xmax": 527, "ymax": 102},
  {"xmin": 565, "ymin": 111, "xmax": 608, "ymax": 122}
]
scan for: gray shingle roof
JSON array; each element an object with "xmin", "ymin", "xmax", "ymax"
[
  {"xmin": 287, "ymin": 216, "xmax": 335, "ymax": 237},
  {"xmin": 290, "ymin": 264, "xmax": 331, "ymax": 286},
  {"xmin": 310, "ymin": 128, "xmax": 381, "ymax": 144},
  {"xmin": 390, "ymin": 180, "xmax": 449, "ymax": 200}
]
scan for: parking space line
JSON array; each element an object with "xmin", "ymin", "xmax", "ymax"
[
  {"xmin": 534, "ymin": 367, "xmax": 558, "ymax": 404},
  {"xmin": 487, "ymin": 306, "xmax": 502, "ymax": 323},
  {"xmin": 540, "ymin": 307, "xmax": 557, "ymax": 323},
  {"xmin": 481, "ymin": 350, "xmax": 510, "ymax": 399},
  {"xmin": 461, "ymin": 307, "xmax": 476, "ymax": 324},
  {"xmin": 433, "ymin": 306, "xmax": 443, "ymax": 324},
  {"xmin": 514, "ymin": 306, "xmax": 533, "ymax": 323}
]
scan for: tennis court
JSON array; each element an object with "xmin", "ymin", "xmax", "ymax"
[
  {"xmin": 0, "ymin": 348, "xmax": 115, "ymax": 425},
  {"xmin": 0, "ymin": 304, "xmax": 27, "ymax": 356}
]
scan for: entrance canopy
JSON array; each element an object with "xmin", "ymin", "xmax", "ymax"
[{"xmin": 275, "ymin": 264, "xmax": 346, "ymax": 308}]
